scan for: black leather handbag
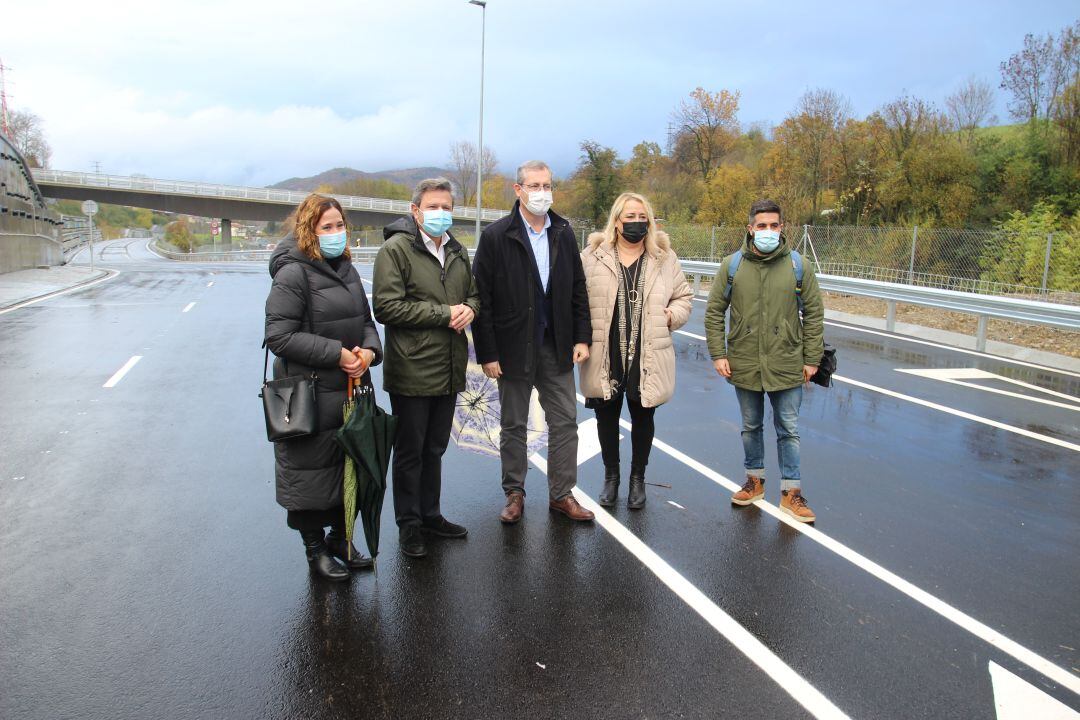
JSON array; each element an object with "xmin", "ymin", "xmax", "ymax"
[
  {"xmin": 261, "ymin": 268, "xmax": 319, "ymax": 441},
  {"xmin": 261, "ymin": 351, "xmax": 319, "ymax": 441}
]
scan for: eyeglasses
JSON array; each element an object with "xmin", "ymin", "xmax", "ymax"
[{"xmin": 521, "ymin": 183, "xmax": 554, "ymax": 192}]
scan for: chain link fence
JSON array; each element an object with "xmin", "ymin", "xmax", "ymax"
[{"xmin": 655, "ymin": 222, "xmax": 1080, "ymax": 305}]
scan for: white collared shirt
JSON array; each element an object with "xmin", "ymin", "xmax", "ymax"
[
  {"xmin": 519, "ymin": 209, "xmax": 551, "ymax": 290},
  {"xmin": 421, "ymin": 230, "xmax": 448, "ymax": 267}
]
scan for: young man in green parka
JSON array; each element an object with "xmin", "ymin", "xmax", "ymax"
[{"xmin": 704, "ymin": 199, "xmax": 824, "ymax": 523}]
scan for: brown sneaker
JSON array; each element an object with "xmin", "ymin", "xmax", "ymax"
[
  {"xmin": 500, "ymin": 492, "xmax": 524, "ymax": 524},
  {"xmin": 549, "ymin": 494, "xmax": 595, "ymax": 522},
  {"xmin": 731, "ymin": 475, "xmax": 765, "ymax": 506},
  {"xmin": 780, "ymin": 488, "xmax": 816, "ymax": 523}
]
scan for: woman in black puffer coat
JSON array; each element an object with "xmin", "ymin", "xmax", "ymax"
[{"xmin": 264, "ymin": 194, "xmax": 383, "ymax": 581}]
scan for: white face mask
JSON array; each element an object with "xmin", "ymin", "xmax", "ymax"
[{"xmin": 523, "ymin": 190, "xmax": 553, "ymax": 216}]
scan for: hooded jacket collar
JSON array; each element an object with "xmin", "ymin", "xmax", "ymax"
[
  {"xmin": 268, "ymin": 233, "xmax": 354, "ymax": 284},
  {"xmin": 741, "ymin": 231, "xmax": 792, "ymax": 263},
  {"xmin": 383, "ymin": 215, "xmax": 466, "ymax": 258}
]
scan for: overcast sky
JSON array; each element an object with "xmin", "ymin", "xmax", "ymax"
[{"xmin": 5, "ymin": 0, "xmax": 1077, "ymax": 186}]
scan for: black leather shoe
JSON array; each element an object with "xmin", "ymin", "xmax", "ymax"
[
  {"xmin": 421, "ymin": 516, "xmax": 468, "ymax": 538},
  {"xmin": 627, "ymin": 464, "xmax": 646, "ymax": 510},
  {"xmin": 598, "ymin": 466, "xmax": 620, "ymax": 507},
  {"xmin": 326, "ymin": 529, "xmax": 374, "ymax": 570},
  {"xmin": 301, "ymin": 530, "xmax": 349, "ymax": 581},
  {"xmin": 399, "ymin": 525, "xmax": 428, "ymax": 558}
]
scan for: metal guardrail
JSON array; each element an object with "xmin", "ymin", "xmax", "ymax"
[
  {"xmin": 32, "ymin": 169, "xmax": 510, "ymax": 222},
  {"xmin": 150, "ymin": 245, "xmax": 1078, "ymax": 351},
  {"xmin": 681, "ymin": 260, "xmax": 1080, "ymax": 351}
]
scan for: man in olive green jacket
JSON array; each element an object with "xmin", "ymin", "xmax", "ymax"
[
  {"xmin": 373, "ymin": 178, "xmax": 481, "ymax": 558},
  {"xmin": 704, "ymin": 199, "xmax": 824, "ymax": 523}
]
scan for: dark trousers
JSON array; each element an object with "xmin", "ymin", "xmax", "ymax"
[
  {"xmin": 389, "ymin": 393, "xmax": 456, "ymax": 528},
  {"xmin": 286, "ymin": 505, "xmax": 345, "ymax": 534},
  {"xmin": 496, "ymin": 337, "xmax": 580, "ymax": 500},
  {"xmin": 594, "ymin": 392, "xmax": 656, "ymax": 469}
]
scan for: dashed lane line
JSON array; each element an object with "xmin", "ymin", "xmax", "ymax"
[
  {"xmin": 182, "ymin": 302, "xmax": 196, "ymax": 313},
  {"xmin": 529, "ymin": 419, "xmax": 851, "ymax": 720},
  {"xmin": 103, "ymin": 356, "xmax": 142, "ymax": 388}
]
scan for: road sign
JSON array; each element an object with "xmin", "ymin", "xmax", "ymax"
[
  {"xmin": 210, "ymin": 221, "xmax": 219, "ymax": 230},
  {"xmin": 81, "ymin": 200, "xmax": 98, "ymax": 215},
  {"xmin": 211, "ymin": 226, "xmax": 220, "ymax": 236}
]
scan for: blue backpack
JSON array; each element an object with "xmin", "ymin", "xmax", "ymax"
[{"xmin": 722, "ymin": 249, "xmax": 804, "ymax": 317}]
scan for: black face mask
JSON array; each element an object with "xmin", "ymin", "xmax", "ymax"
[{"xmin": 620, "ymin": 221, "xmax": 648, "ymax": 244}]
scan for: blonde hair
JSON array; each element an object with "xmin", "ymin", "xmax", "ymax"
[
  {"xmin": 285, "ymin": 194, "xmax": 350, "ymax": 261},
  {"xmin": 589, "ymin": 192, "xmax": 670, "ymax": 255}
]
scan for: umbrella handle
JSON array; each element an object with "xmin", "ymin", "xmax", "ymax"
[{"xmin": 347, "ymin": 376, "xmax": 355, "ymax": 398}]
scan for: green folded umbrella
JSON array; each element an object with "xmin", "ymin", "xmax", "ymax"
[{"xmin": 334, "ymin": 379, "xmax": 397, "ymax": 571}]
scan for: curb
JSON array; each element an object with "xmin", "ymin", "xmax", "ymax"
[{"xmin": 0, "ymin": 267, "xmax": 117, "ymax": 313}]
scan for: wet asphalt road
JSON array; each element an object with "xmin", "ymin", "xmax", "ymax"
[{"xmin": 1, "ymin": 240, "xmax": 1077, "ymax": 719}]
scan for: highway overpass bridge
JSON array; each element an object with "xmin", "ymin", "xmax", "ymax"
[{"xmin": 33, "ymin": 169, "xmax": 508, "ymax": 242}]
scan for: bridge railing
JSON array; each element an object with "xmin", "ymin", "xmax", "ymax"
[
  {"xmin": 32, "ymin": 169, "xmax": 509, "ymax": 222},
  {"xmin": 148, "ymin": 240, "xmax": 1078, "ymax": 352}
]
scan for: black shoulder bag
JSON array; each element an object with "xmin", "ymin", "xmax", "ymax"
[{"xmin": 261, "ymin": 267, "xmax": 320, "ymax": 441}]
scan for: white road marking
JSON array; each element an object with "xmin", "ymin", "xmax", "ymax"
[
  {"xmin": 667, "ymin": 500, "xmax": 686, "ymax": 510},
  {"xmin": 689, "ymin": 296, "xmax": 1080, "ymax": 378},
  {"xmin": 609, "ymin": 414, "xmax": 1080, "ymax": 697},
  {"xmin": 0, "ymin": 270, "xmax": 119, "ymax": 315},
  {"xmin": 834, "ymin": 374, "xmax": 1080, "ymax": 452},
  {"xmin": 989, "ymin": 661, "xmax": 1079, "ymax": 719},
  {"xmin": 207, "ymin": 281, "xmax": 215, "ymax": 287},
  {"xmin": 827, "ymin": 320, "xmax": 1080, "ymax": 378},
  {"xmin": 182, "ymin": 302, "xmax": 196, "ymax": 313},
  {"xmin": 527, "ymin": 419, "xmax": 850, "ymax": 719},
  {"xmin": 896, "ymin": 367, "xmax": 1080, "ymax": 411},
  {"xmin": 675, "ymin": 329, "xmax": 707, "ymax": 341},
  {"xmin": 103, "ymin": 356, "xmax": 142, "ymax": 388}
]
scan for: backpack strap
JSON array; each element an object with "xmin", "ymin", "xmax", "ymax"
[
  {"xmin": 722, "ymin": 250, "xmax": 743, "ymax": 302},
  {"xmin": 791, "ymin": 250, "xmax": 804, "ymax": 317}
]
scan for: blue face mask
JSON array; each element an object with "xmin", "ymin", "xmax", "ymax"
[
  {"xmin": 420, "ymin": 209, "xmax": 453, "ymax": 237},
  {"xmin": 318, "ymin": 230, "xmax": 347, "ymax": 258},
  {"xmin": 753, "ymin": 229, "xmax": 781, "ymax": 254}
]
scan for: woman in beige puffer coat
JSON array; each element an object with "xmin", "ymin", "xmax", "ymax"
[{"xmin": 580, "ymin": 192, "xmax": 693, "ymax": 509}]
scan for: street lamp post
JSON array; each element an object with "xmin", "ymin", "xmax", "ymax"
[{"xmin": 469, "ymin": 0, "xmax": 487, "ymax": 244}]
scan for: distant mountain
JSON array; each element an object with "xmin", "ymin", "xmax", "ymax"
[{"xmin": 269, "ymin": 166, "xmax": 453, "ymax": 192}]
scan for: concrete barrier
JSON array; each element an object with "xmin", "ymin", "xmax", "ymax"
[{"xmin": 0, "ymin": 233, "xmax": 63, "ymax": 273}]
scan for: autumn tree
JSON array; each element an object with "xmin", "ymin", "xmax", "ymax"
[
  {"xmin": 565, "ymin": 140, "xmax": 624, "ymax": 227},
  {"xmin": 945, "ymin": 77, "xmax": 997, "ymax": 145},
  {"xmin": 448, "ymin": 140, "xmax": 498, "ymax": 207},
  {"xmin": 769, "ymin": 89, "xmax": 850, "ymax": 220},
  {"xmin": 1000, "ymin": 24, "xmax": 1077, "ymax": 124},
  {"xmin": 165, "ymin": 219, "xmax": 195, "ymax": 252},
  {"xmin": 695, "ymin": 164, "xmax": 759, "ymax": 226},
  {"xmin": 7, "ymin": 109, "xmax": 52, "ymax": 168},
  {"xmin": 670, "ymin": 87, "xmax": 740, "ymax": 181}
]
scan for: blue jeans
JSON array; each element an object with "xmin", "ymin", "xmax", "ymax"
[{"xmin": 733, "ymin": 385, "xmax": 803, "ymax": 491}]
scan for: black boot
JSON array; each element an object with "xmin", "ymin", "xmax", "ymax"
[
  {"xmin": 301, "ymin": 530, "xmax": 349, "ymax": 581},
  {"xmin": 598, "ymin": 466, "xmax": 620, "ymax": 507},
  {"xmin": 627, "ymin": 464, "xmax": 646, "ymax": 510},
  {"xmin": 326, "ymin": 527, "xmax": 374, "ymax": 570}
]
